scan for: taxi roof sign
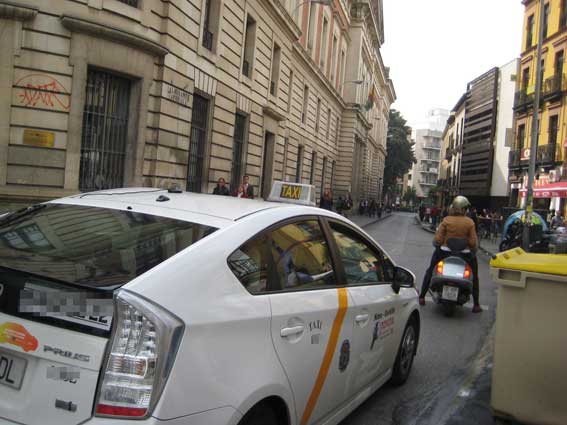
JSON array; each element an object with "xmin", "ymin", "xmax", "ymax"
[{"xmin": 268, "ymin": 181, "xmax": 316, "ymax": 206}]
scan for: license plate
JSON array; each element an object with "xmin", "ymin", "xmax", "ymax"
[
  {"xmin": 0, "ymin": 352, "xmax": 27, "ymax": 390},
  {"xmin": 442, "ymin": 286, "xmax": 459, "ymax": 302}
]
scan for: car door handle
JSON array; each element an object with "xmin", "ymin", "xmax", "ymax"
[
  {"xmin": 355, "ymin": 314, "xmax": 369, "ymax": 323},
  {"xmin": 280, "ymin": 325, "xmax": 305, "ymax": 337}
]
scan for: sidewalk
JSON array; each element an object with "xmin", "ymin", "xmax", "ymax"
[
  {"xmin": 350, "ymin": 212, "xmax": 392, "ymax": 229},
  {"xmin": 415, "ymin": 215, "xmax": 498, "ymax": 257}
]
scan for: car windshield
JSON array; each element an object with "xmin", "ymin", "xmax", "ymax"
[{"xmin": 0, "ymin": 203, "xmax": 217, "ymax": 289}]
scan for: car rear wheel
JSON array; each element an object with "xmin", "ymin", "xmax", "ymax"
[
  {"xmin": 240, "ymin": 404, "xmax": 278, "ymax": 425},
  {"xmin": 390, "ymin": 319, "xmax": 417, "ymax": 386}
]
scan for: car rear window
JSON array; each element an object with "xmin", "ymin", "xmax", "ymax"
[{"xmin": 0, "ymin": 203, "xmax": 217, "ymax": 289}]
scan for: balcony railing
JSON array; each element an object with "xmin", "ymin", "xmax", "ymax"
[
  {"xmin": 202, "ymin": 30, "xmax": 214, "ymax": 50},
  {"xmin": 542, "ymin": 74, "xmax": 566, "ymax": 101},
  {"xmin": 423, "ymin": 143, "xmax": 441, "ymax": 150},
  {"xmin": 513, "ymin": 89, "xmax": 534, "ymax": 111},
  {"xmin": 117, "ymin": 0, "xmax": 138, "ymax": 6},
  {"xmin": 508, "ymin": 144, "xmax": 562, "ymax": 169},
  {"xmin": 508, "ymin": 149, "xmax": 522, "ymax": 168},
  {"xmin": 536, "ymin": 143, "xmax": 562, "ymax": 165}
]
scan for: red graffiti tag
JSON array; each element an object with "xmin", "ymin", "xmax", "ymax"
[{"xmin": 15, "ymin": 74, "xmax": 70, "ymax": 110}]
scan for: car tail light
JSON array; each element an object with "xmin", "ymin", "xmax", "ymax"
[
  {"xmin": 95, "ymin": 291, "xmax": 184, "ymax": 419},
  {"xmin": 436, "ymin": 261, "xmax": 444, "ymax": 275},
  {"xmin": 463, "ymin": 264, "xmax": 472, "ymax": 279}
]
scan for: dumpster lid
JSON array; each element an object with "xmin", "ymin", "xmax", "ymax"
[{"xmin": 490, "ymin": 248, "xmax": 567, "ymax": 276}]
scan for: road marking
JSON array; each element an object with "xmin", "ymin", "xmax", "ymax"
[
  {"xmin": 425, "ymin": 296, "xmax": 489, "ymax": 311},
  {"xmin": 300, "ymin": 288, "xmax": 348, "ymax": 425}
]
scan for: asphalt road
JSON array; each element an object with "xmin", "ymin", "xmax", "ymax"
[{"xmin": 341, "ymin": 212, "xmax": 498, "ymax": 425}]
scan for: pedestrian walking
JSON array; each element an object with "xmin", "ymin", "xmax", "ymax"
[
  {"xmin": 369, "ymin": 199, "xmax": 377, "ymax": 217},
  {"xmin": 212, "ymin": 177, "xmax": 230, "ymax": 196},
  {"xmin": 320, "ymin": 188, "xmax": 333, "ymax": 211},
  {"xmin": 467, "ymin": 207, "xmax": 479, "ymax": 234},
  {"xmin": 343, "ymin": 192, "xmax": 353, "ymax": 218},
  {"xmin": 336, "ymin": 196, "xmax": 344, "ymax": 216}
]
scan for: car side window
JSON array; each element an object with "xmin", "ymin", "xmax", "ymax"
[
  {"xmin": 329, "ymin": 223, "xmax": 387, "ymax": 285},
  {"xmin": 227, "ymin": 219, "xmax": 336, "ymax": 294}
]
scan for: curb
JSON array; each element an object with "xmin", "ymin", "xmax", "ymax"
[{"xmin": 359, "ymin": 212, "xmax": 393, "ymax": 229}]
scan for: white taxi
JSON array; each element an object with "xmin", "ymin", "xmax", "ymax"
[{"xmin": 0, "ymin": 182, "xmax": 419, "ymax": 425}]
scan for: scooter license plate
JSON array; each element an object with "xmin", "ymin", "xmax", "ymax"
[{"xmin": 442, "ymin": 286, "xmax": 459, "ymax": 301}]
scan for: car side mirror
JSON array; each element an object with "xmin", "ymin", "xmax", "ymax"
[{"xmin": 393, "ymin": 266, "xmax": 416, "ymax": 290}]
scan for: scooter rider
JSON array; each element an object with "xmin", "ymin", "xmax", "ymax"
[{"xmin": 419, "ymin": 196, "xmax": 482, "ymax": 313}]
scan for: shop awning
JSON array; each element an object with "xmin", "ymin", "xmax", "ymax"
[{"xmin": 520, "ymin": 182, "xmax": 567, "ymax": 198}]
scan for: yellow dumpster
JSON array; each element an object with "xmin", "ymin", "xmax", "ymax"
[{"xmin": 490, "ymin": 249, "xmax": 567, "ymax": 425}]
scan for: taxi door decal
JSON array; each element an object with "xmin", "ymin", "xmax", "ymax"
[{"xmin": 300, "ymin": 288, "xmax": 348, "ymax": 425}]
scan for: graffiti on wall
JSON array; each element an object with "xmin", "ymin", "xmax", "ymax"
[{"xmin": 14, "ymin": 74, "xmax": 70, "ymax": 110}]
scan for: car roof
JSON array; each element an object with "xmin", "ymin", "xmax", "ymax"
[{"xmin": 51, "ymin": 187, "xmax": 306, "ymax": 226}]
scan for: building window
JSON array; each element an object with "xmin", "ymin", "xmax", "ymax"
[
  {"xmin": 540, "ymin": 59, "xmax": 545, "ymax": 87},
  {"xmin": 326, "ymin": 108, "xmax": 331, "ymax": 139},
  {"xmin": 526, "ymin": 14, "xmax": 534, "ymax": 50},
  {"xmin": 270, "ymin": 43, "xmax": 281, "ymax": 96},
  {"xmin": 315, "ymin": 98, "xmax": 321, "ymax": 132},
  {"xmin": 517, "ymin": 124, "xmax": 526, "ymax": 150},
  {"xmin": 321, "ymin": 156, "xmax": 328, "ymax": 188},
  {"xmin": 242, "ymin": 15, "xmax": 256, "ymax": 78},
  {"xmin": 340, "ymin": 49, "xmax": 346, "ymax": 90},
  {"xmin": 331, "ymin": 160, "xmax": 336, "ymax": 188},
  {"xmin": 522, "ymin": 67, "xmax": 530, "ymax": 90},
  {"xmin": 307, "ymin": 3, "xmax": 317, "ymax": 50},
  {"xmin": 302, "ymin": 84, "xmax": 309, "ymax": 124},
  {"xmin": 549, "ymin": 115, "xmax": 559, "ymax": 145},
  {"xmin": 335, "ymin": 116, "xmax": 340, "ymax": 143},
  {"xmin": 543, "ymin": 3, "xmax": 550, "ymax": 39},
  {"xmin": 202, "ymin": 0, "xmax": 220, "ymax": 51},
  {"xmin": 320, "ymin": 17, "xmax": 328, "ymax": 69},
  {"xmin": 296, "ymin": 145, "xmax": 304, "ymax": 182},
  {"xmin": 330, "ymin": 35, "xmax": 338, "ymax": 80},
  {"xmin": 561, "ymin": 0, "xmax": 567, "ymax": 29},
  {"xmin": 117, "ymin": 0, "xmax": 138, "ymax": 7},
  {"xmin": 310, "ymin": 151, "xmax": 317, "ymax": 184},
  {"xmin": 555, "ymin": 50, "xmax": 564, "ymax": 77},
  {"xmin": 187, "ymin": 94, "xmax": 210, "ymax": 193},
  {"xmin": 231, "ymin": 113, "xmax": 247, "ymax": 191},
  {"xmin": 79, "ymin": 68, "xmax": 131, "ymax": 191},
  {"xmin": 287, "ymin": 70, "xmax": 294, "ymax": 112}
]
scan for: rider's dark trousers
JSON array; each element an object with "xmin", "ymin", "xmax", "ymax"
[{"xmin": 420, "ymin": 248, "xmax": 480, "ymax": 306}]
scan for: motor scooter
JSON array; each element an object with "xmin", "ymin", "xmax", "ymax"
[{"xmin": 429, "ymin": 238, "xmax": 474, "ymax": 317}]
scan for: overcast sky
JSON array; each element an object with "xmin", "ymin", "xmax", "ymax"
[{"xmin": 381, "ymin": 0, "xmax": 525, "ymax": 129}]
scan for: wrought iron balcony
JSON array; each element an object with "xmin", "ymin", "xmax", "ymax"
[
  {"xmin": 513, "ymin": 89, "xmax": 534, "ymax": 111},
  {"xmin": 536, "ymin": 143, "xmax": 562, "ymax": 166},
  {"xmin": 542, "ymin": 74, "xmax": 566, "ymax": 101},
  {"xmin": 508, "ymin": 149, "xmax": 522, "ymax": 169},
  {"xmin": 202, "ymin": 30, "xmax": 214, "ymax": 51}
]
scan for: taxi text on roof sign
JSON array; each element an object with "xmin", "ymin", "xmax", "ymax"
[{"xmin": 268, "ymin": 181, "xmax": 316, "ymax": 206}]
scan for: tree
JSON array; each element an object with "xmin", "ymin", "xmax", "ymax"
[
  {"xmin": 383, "ymin": 110, "xmax": 416, "ymax": 200},
  {"xmin": 403, "ymin": 187, "xmax": 417, "ymax": 205}
]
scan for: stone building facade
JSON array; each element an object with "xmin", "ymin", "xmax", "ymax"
[{"xmin": 0, "ymin": 0, "xmax": 394, "ymax": 207}]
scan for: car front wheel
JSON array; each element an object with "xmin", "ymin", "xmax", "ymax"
[{"xmin": 390, "ymin": 319, "xmax": 417, "ymax": 386}]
